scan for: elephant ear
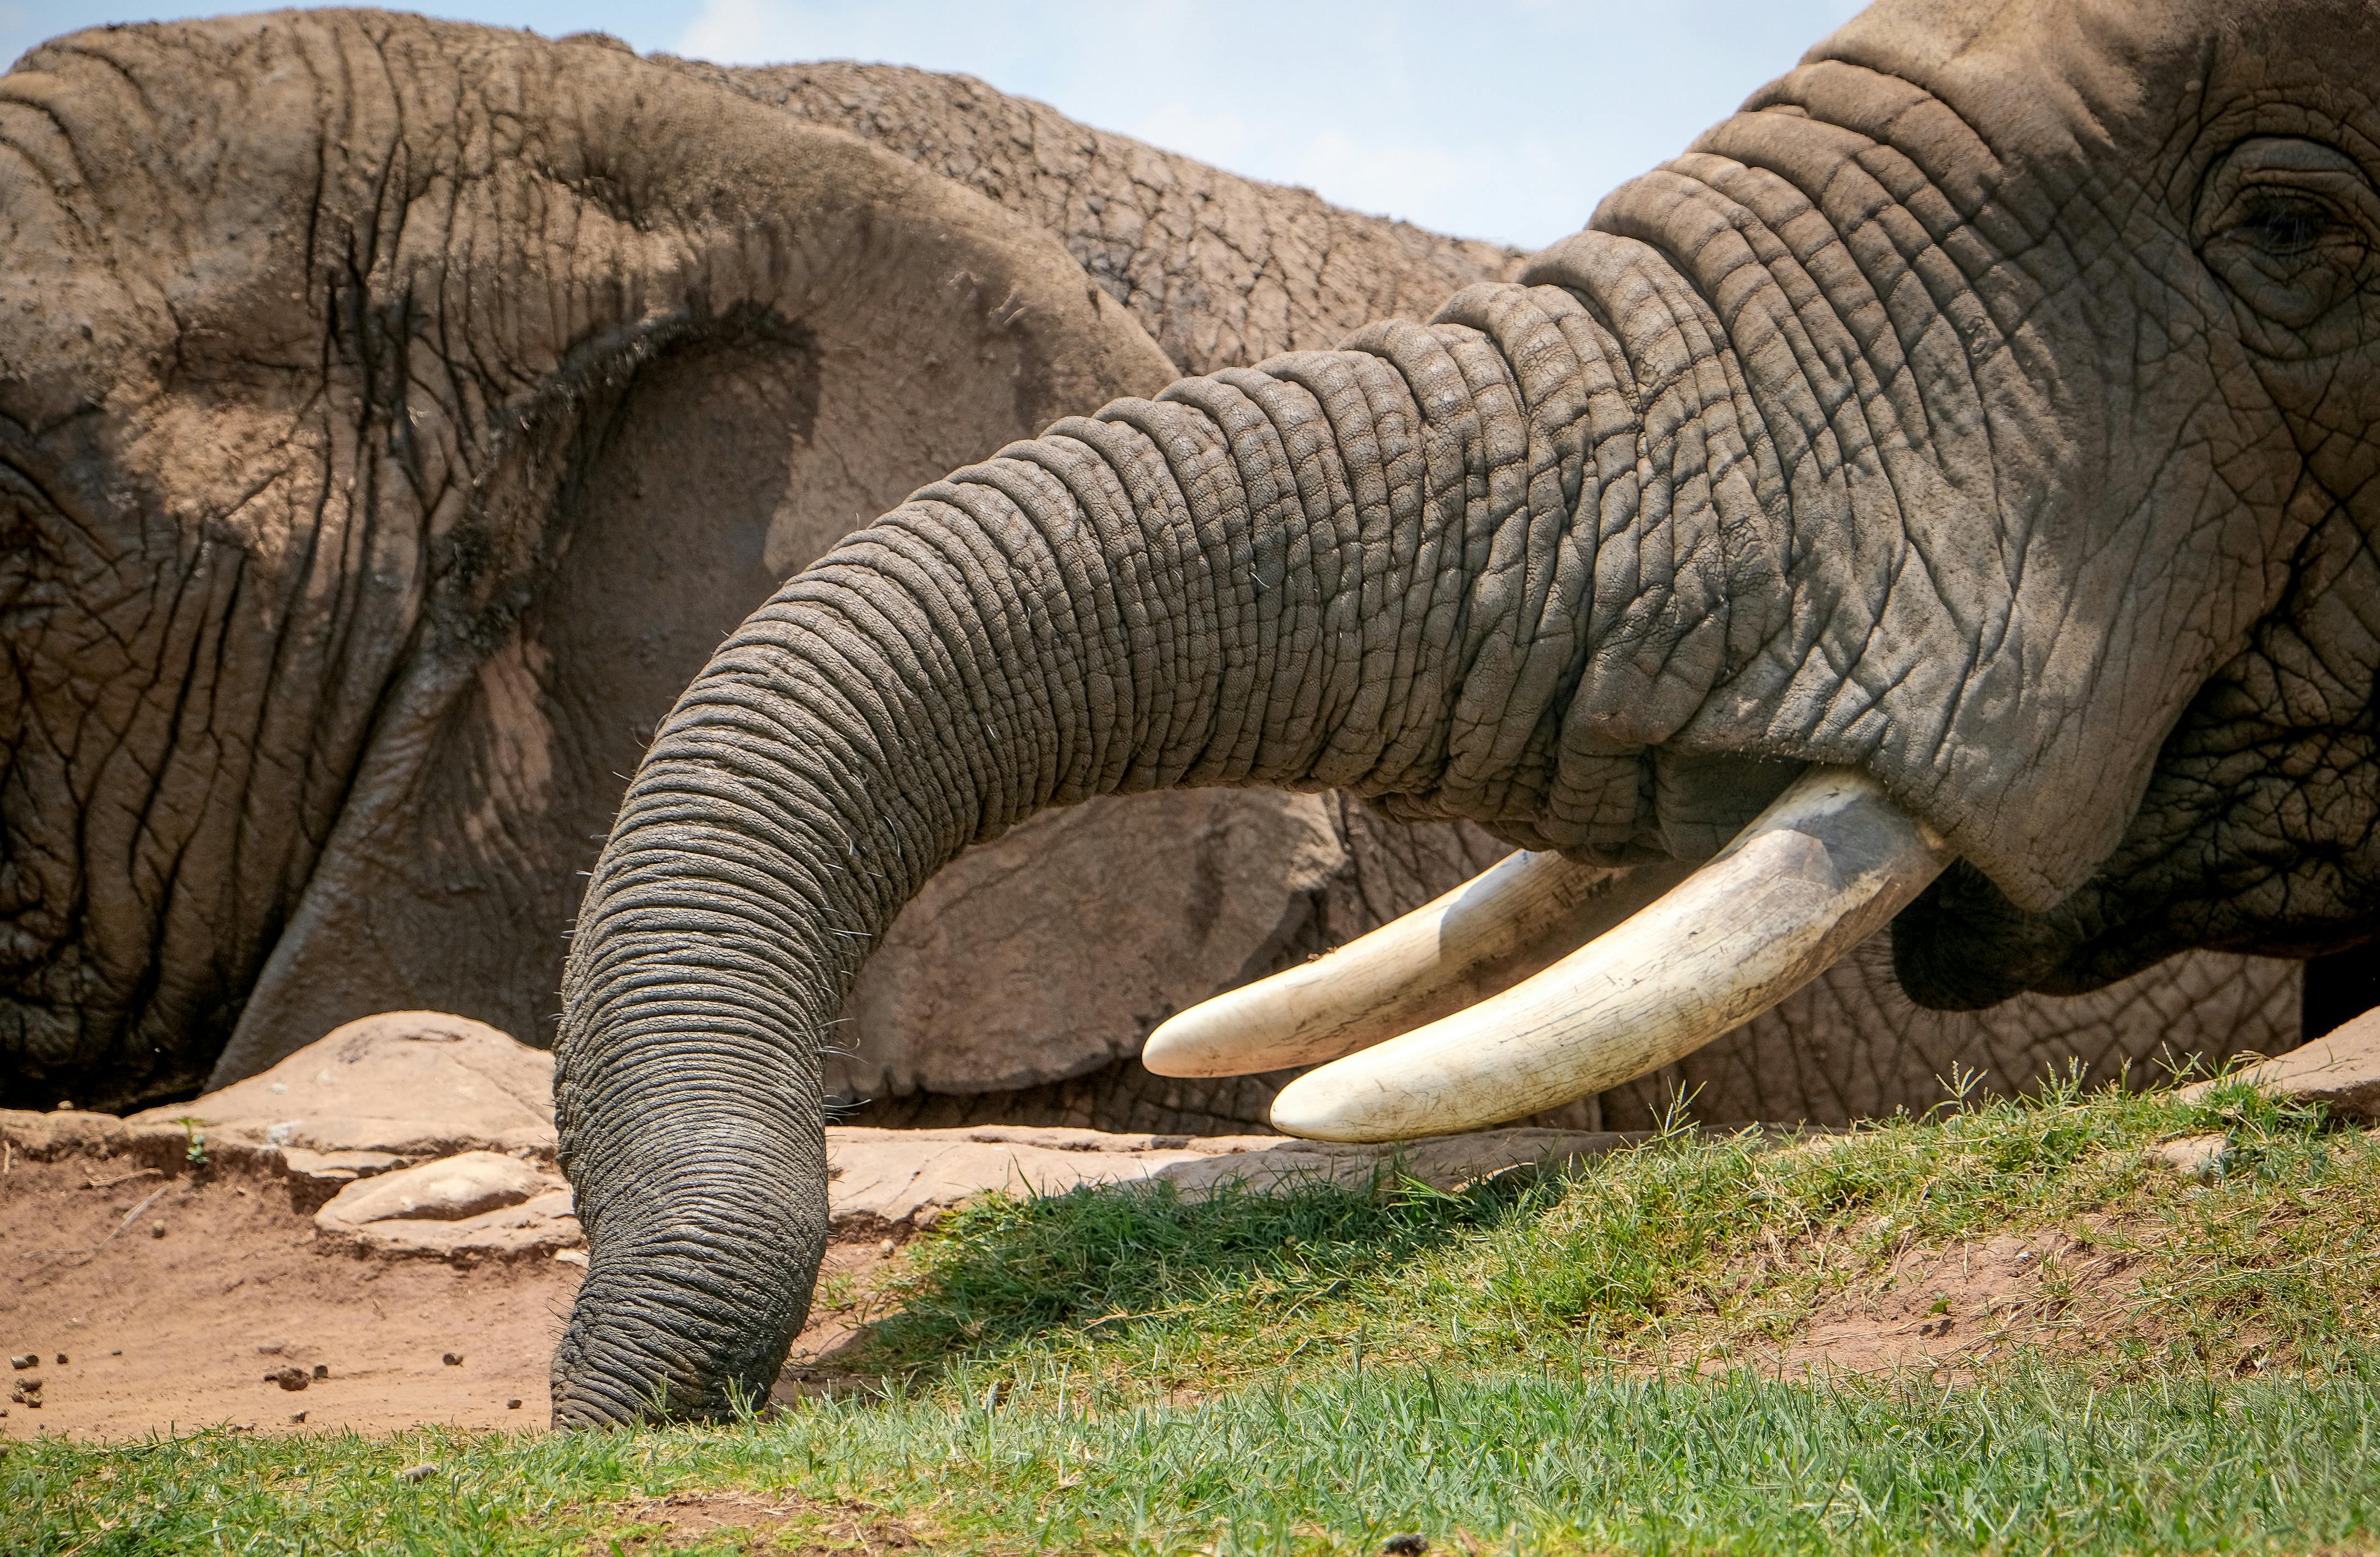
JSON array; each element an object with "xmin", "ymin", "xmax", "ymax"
[{"xmin": 207, "ymin": 37, "xmax": 1176, "ymax": 1083}]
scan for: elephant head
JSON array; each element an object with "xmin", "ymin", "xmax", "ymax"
[
  {"xmin": 0, "ymin": 10, "xmax": 1174, "ymax": 1108},
  {"xmin": 551, "ymin": 0, "xmax": 2380, "ymax": 1421}
]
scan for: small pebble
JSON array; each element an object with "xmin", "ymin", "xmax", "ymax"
[
  {"xmin": 507, "ymin": 1398, "xmax": 523, "ymax": 1410},
  {"xmin": 312, "ymin": 1364, "xmax": 328, "ymax": 1380},
  {"xmin": 400, "ymin": 1463, "xmax": 438, "ymax": 1484},
  {"xmin": 878, "ymin": 1239, "xmax": 896, "ymax": 1258},
  {"xmin": 265, "ymin": 1367, "xmax": 309, "ymax": 1393},
  {"xmin": 257, "ymin": 1344, "xmax": 283, "ymax": 1356},
  {"xmin": 108, "ymin": 1350, "xmax": 121, "ymax": 1358},
  {"xmin": 54, "ymin": 1354, "xmax": 66, "ymax": 1366},
  {"xmin": 150, "ymin": 1223, "xmax": 167, "ymax": 1239},
  {"xmin": 442, "ymin": 1353, "xmax": 463, "ymax": 1367},
  {"xmin": 1382, "ymin": 1537, "xmax": 1430, "ymax": 1556},
  {"xmin": 289, "ymin": 1410, "xmax": 307, "ymax": 1424},
  {"xmin": 7, "ymin": 1355, "xmax": 32, "ymax": 1371}
]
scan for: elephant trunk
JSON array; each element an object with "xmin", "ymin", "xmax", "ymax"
[{"xmin": 550, "ymin": 236, "xmax": 1842, "ymax": 1422}]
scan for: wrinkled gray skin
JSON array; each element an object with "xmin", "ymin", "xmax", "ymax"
[
  {"xmin": 1, "ymin": 9, "xmax": 2291, "ymax": 1127},
  {"xmin": 553, "ymin": 0, "xmax": 2380, "ymax": 1423}
]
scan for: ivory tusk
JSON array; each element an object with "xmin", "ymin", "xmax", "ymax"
[
  {"xmin": 1141, "ymin": 851, "xmax": 1695, "ymax": 1079},
  {"xmin": 1266, "ymin": 766, "xmax": 1954, "ymax": 1143}
]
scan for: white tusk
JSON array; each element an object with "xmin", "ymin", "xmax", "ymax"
[
  {"xmin": 1266, "ymin": 766, "xmax": 1954, "ymax": 1143},
  {"xmin": 1141, "ymin": 851, "xmax": 1695, "ymax": 1079}
]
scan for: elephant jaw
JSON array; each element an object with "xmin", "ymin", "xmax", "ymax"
[{"xmin": 1143, "ymin": 766, "xmax": 1953, "ymax": 1142}]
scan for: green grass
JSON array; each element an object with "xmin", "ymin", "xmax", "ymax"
[
  {"xmin": 10, "ymin": 1075, "xmax": 2380, "ymax": 1555},
  {"xmin": 857, "ymin": 1069, "xmax": 2380, "ymax": 1394}
]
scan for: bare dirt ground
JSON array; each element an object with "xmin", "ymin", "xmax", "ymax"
[
  {"xmin": 0, "ymin": 1148, "xmax": 890, "ymax": 1440},
  {"xmin": 1, "ymin": 1148, "xmax": 580, "ymax": 1438},
  {"xmin": 1774, "ymin": 1228, "xmax": 2135, "ymax": 1376},
  {"xmin": 2, "ymin": 1152, "xmax": 585, "ymax": 1447}
]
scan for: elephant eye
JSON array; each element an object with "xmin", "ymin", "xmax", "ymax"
[
  {"xmin": 2234, "ymin": 194, "xmax": 2337, "ymax": 256},
  {"xmin": 2196, "ymin": 139, "xmax": 2380, "ymax": 341}
]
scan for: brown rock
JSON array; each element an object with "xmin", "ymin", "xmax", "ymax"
[
  {"xmin": 2178, "ymin": 1009, "xmax": 2380, "ymax": 1121},
  {"xmin": 319, "ymin": 1152, "xmax": 552, "ymax": 1225},
  {"xmin": 136, "ymin": 1014, "xmax": 557, "ymax": 1156},
  {"xmin": 312, "ymin": 1153, "xmax": 580, "ymax": 1258},
  {"xmin": 318, "ymin": 1183, "xmax": 582, "ymax": 1260}
]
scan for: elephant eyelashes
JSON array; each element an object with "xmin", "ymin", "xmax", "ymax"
[
  {"xmin": 2197, "ymin": 138, "xmax": 2380, "ymax": 336},
  {"xmin": 2237, "ymin": 196, "xmax": 2335, "ymax": 257}
]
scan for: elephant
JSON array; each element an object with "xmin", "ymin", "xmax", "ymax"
[
  {"xmin": 547, "ymin": 0, "xmax": 2380, "ymax": 1423},
  {"xmin": 0, "ymin": 9, "xmax": 2299, "ymax": 1127}
]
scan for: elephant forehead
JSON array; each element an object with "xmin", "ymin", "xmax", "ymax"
[{"xmin": 1804, "ymin": 0, "xmax": 2380, "ymax": 173}]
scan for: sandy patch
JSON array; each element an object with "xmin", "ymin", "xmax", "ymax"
[{"xmin": 0, "ymin": 1150, "xmax": 892, "ymax": 1440}]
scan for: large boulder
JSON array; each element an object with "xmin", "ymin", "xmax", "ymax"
[{"xmin": 835, "ymin": 791, "xmax": 1344, "ymax": 1098}]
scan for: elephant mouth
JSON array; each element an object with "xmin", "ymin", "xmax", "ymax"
[{"xmin": 1144, "ymin": 766, "xmax": 1954, "ymax": 1141}]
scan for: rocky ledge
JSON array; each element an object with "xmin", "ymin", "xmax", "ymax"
[{"xmin": 3, "ymin": 1012, "xmax": 1637, "ymax": 1261}]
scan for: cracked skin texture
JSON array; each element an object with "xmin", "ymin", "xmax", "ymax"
[{"xmin": 0, "ymin": 7, "xmax": 2309, "ymax": 1140}]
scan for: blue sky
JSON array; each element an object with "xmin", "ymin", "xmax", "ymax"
[{"xmin": 7, "ymin": 1, "xmax": 1867, "ymax": 249}]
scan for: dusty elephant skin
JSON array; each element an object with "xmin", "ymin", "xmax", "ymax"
[{"xmin": 549, "ymin": 0, "xmax": 2380, "ymax": 1421}]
